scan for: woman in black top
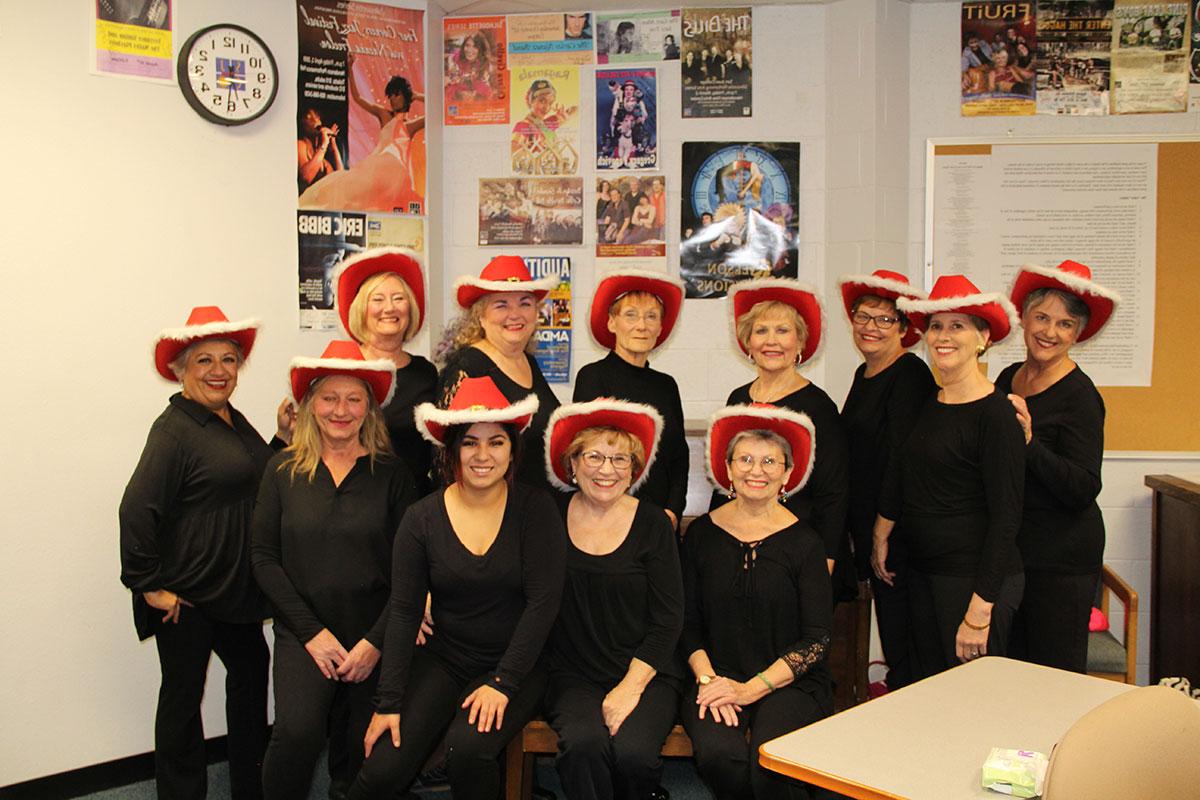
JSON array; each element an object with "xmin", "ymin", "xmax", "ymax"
[
  {"xmin": 251, "ymin": 341, "xmax": 416, "ymax": 799},
  {"xmin": 574, "ymin": 269, "xmax": 689, "ymax": 530},
  {"xmin": 332, "ymin": 247, "xmax": 438, "ymax": 495},
  {"xmin": 874, "ymin": 275, "xmax": 1026, "ymax": 679},
  {"xmin": 351, "ymin": 377, "xmax": 565, "ymax": 800},
  {"xmin": 837, "ymin": 270, "xmax": 935, "ymax": 690},
  {"xmin": 999, "ymin": 260, "xmax": 1119, "ymax": 673},
  {"xmin": 683, "ymin": 405, "xmax": 832, "ymax": 800},
  {"xmin": 542, "ymin": 400, "xmax": 684, "ymax": 799},
  {"xmin": 120, "ymin": 306, "xmax": 287, "ymax": 800},
  {"xmin": 436, "ymin": 255, "xmax": 560, "ymax": 493}
]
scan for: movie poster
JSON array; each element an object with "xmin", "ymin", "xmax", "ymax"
[
  {"xmin": 525, "ymin": 256, "xmax": 573, "ymax": 383},
  {"xmin": 596, "ymin": 69, "xmax": 657, "ymax": 170},
  {"xmin": 479, "ymin": 178, "xmax": 584, "ymax": 246},
  {"xmin": 297, "ymin": 211, "xmax": 424, "ymax": 330},
  {"xmin": 507, "ymin": 13, "xmax": 594, "ymax": 66},
  {"xmin": 681, "ymin": 7, "xmax": 752, "ymax": 117},
  {"xmin": 443, "ymin": 16, "xmax": 509, "ymax": 125},
  {"xmin": 961, "ymin": 2, "xmax": 1038, "ymax": 115},
  {"xmin": 1036, "ymin": 1, "xmax": 1114, "ymax": 115},
  {"xmin": 296, "ymin": 1, "xmax": 426, "ymax": 214},
  {"xmin": 93, "ymin": 0, "xmax": 173, "ymax": 81},
  {"xmin": 596, "ymin": 10, "xmax": 682, "ymax": 63},
  {"xmin": 510, "ymin": 65, "xmax": 581, "ymax": 175},
  {"xmin": 679, "ymin": 142, "xmax": 799, "ymax": 299},
  {"xmin": 1110, "ymin": 1, "xmax": 1190, "ymax": 113},
  {"xmin": 596, "ymin": 175, "xmax": 667, "ymax": 258},
  {"xmin": 1192, "ymin": 0, "xmax": 1200, "ymax": 82}
]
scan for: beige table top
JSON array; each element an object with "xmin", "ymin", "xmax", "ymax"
[{"xmin": 759, "ymin": 657, "xmax": 1133, "ymax": 800}]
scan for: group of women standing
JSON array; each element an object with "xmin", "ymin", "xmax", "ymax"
[{"xmin": 120, "ymin": 250, "xmax": 1117, "ymax": 800}]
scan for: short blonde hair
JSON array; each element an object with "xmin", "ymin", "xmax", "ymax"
[
  {"xmin": 348, "ymin": 272, "xmax": 421, "ymax": 343},
  {"xmin": 735, "ymin": 300, "xmax": 808, "ymax": 353},
  {"xmin": 279, "ymin": 376, "xmax": 393, "ymax": 483},
  {"xmin": 561, "ymin": 426, "xmax": 645, "ymax": 481}
]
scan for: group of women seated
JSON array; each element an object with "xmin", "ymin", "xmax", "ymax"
[{"xmin": 120, "ymin": 251, "xmax": 1118, "ymax": 800}]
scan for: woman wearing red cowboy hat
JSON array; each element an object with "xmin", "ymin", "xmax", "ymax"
[
  {"xmin": 120, "ymin": 306, "xmax": 290, "ymax": 800},
  {"xmin": 682, "ymin": 405, "xmax": 833, "ymax": 800},
  {"xmin": 436, "ymin": 255, "xmax": 560, "ymax": 492},
  {"xmin": 837, "ymin": 270, "xmax": 936, "ymax": 690},
  {"xmin": 574, "ymin": 269, "xmax": 689, "ymax": 530},
  {"xmin": 997, "ymin": 260, "xmax": 1120, "ymax": 673},
  {"xmin": 351, "ymin": 377, "xmax": 565, "ymax": 800},
  {"xmin": 250, "ymin": 341, "xmax": 416, "ymax": 800},
  {"xmin": 540, "ymin": 400, "xmax": 684, "ymax": 799},
  {"xmin": 872, "ymin": 275, "xmax": 1026, "ymax": 679}
]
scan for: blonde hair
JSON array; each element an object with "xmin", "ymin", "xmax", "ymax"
[
  {"xmin": 436, "ymin": 294, "xmax": 537, "ymax": 366},
  {"xmin": 735, "ymin": 300, "xmax": 808, "ymax": 353},
  {"xmin": 608, "ymin": 290, "xmax": 665, "ymax": 317},
  {"xmin": 348, "ymin": 272, "xmax": 421, "ymax": 343},
  {"xmin": 279, "ymin": 376, "xmax": 393, "ymax": 483},
  {"xmin": 561, "ymin": 426, "xmax": 645, "ymax": 481}
]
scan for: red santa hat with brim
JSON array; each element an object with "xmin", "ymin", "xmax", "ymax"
[
  {"xmin": 589, "ymin": 269, "xmax": 686, "ymax": 351},
  {"xmin": 288, "ymin": 340, "xmax": 396, "ymax": 407},
  {"xmin": 414, "ymin": 376, "xmax": 539, "ymax": 447},
  {"xmin": 897, "ymin": 273, "xmax": 1020, "ymax": 345},
  {"xmin": 153, "ymin": 306, "xmax": 260, "ymax": 381},
  {"xmin": 334, "ymin": 247, "xmax": 427, "ymax": 342},
  {"xmin": 837, "ymin": 269, "xmax": 927, "ymax": 349},
  {"xmin": 728, "ymin": 278, "xmax": 825, "ymax": 365},
  {"xmin": 453, "ymin": 255, "xmax": 559, "ymax": 309},
  {"xmin": 706, "ymin": 404, "xmax": 816, "ymax": 499},
  {"xmin": 1009, "ymin": 260, "xmax": 1120, "ymax": 343},
  {"xmin": 544, "ymin": 399, "xmax": 664, "ymax": 493}
]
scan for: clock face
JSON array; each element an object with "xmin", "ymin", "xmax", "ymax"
[{"xmin": 178, "ymin": 24, "xmax": 278, "ymax": 126}]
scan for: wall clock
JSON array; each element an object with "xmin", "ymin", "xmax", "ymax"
[{"xmin": 177, "ymin": 23, "xmax": 278, "ymax": 126}]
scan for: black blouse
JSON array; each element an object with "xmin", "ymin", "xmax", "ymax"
[
  {"xmin": 573, "ymin": 351, "xmax": 689, "ymax": 520},
  {"xmin": 373, "ymin": 483, "xmax": 566, "ymax": 712},
  {"xmin": 384, "ymin": 355, "xmax": 438, "ymax": 496},
  {"xmin": 119, "ymin": 394, "xmax": 274, "ymax": 639},
  {"xmin": 250, "ymin": 453, "xmax": 415, "ymax": 648},
  {"xmin": 549, "ymin": 494, "xmax": 684, "ymax": 688},
  {"xmin": 995, "ymin": 364, "xmax": 1105, "ymax": 574}
]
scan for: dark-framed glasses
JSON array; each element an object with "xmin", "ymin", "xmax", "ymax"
[{"xmin": 851, "ymin": 311, "xmax": 899, "ymax": 330}]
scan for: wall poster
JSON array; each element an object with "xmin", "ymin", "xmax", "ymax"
[
  {"xmin": 596, "ymin": 175, "xmax": 667, "ymax": 258},
  {"xmin": 507, "ymin": 13, "xmax": 594, "ymax": 66},
  {"xmin": 596, "ymin": 69, "xmax": 657, "ymax": 170},
  {"xmin": 1036, "ymin": 1, "xmax": 1114, "ymax": 115},
  {"xmin": 443, "ymin": 16, "xmax": 509, "ymax": 125},
  {"xmin": 1110, "ymin": 1, "xmax": 1190, "ymax": 113},
  {"xmin": 478, "ymin": 178, "xmax": 584, "ymax": 246},
  {"xmin": 680, "ymin": 7, "xmax": 752, "ymax": 117},
  {"xmin": 596, "ymin": 10, "xmax": 682, "ymax": 63},
  {"xmin": 510, "ymin": 65, "xmax": 581, "ymax": 175},
  {"xmin": 526, "ymin": 256, "xmax": 573, "ymax": 383},
  {"xmin": 93, "ymin": 0, "xmax": 173, "ymax": 81},
  {"xmin": 961, "ymin": 2, "xmax": 1038, "ymax": 116}
]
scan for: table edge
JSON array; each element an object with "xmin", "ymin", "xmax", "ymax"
[{"xmin": 758, "ymin": 746, "xmax": 908, "ymax": 800}]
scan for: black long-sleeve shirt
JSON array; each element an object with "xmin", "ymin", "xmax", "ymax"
[
  {"xmin": 711, "ymin": 382, "xmax": 850, "ymax": 562},
  {"xmin": 878, "ymin": 389, "xmax": 1025, "ymax": 601},
  {"xmin": 573, "ymin": 351, "xmax": 689, "ymax": 520},
  {"xmin": 437, "ymin": 347, "xmax": 560, "ymax": 493},
  {"xmin": 250, "ymin": 453, "xmax": 415, "ymax": 648},
  {"xmin": 119, "ymin": 394, "xmax": 274, "ymax": 639},
  {"xmin": 680, "ymin": 515, "xmax": 832, "ymax": 697},
  {"xmin": 374, "ymin": 484, "xmax": 566, "ymax": 712},
  {"xmin": 995, "ymin": 364, "xmax": 1105, "ymax": 574},
  {"xmin": 385, "ymin": 355, "xmax": 438, "ymax": 496},
  {"xmin": 549, "ymin": 495, "xmax": 684, "ymax": 688}
]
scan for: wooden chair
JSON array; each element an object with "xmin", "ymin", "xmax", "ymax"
[
  {"xmin": 1086, "ymin": 564, "xmax": 1138, "ymax": 684},
  {"xmin": 829, "ymin": 580, "xmax": 873, "ymax": 711}
]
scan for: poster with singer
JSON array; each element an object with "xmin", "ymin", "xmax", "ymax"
[
  {"xmin": 510, "ymin": 65, "xmax": 581, "ymax": 175},
  {"xmin": 443, "ymin": 16, "xmax": 509, "ymax": 125},
  {"xmin": 960, "ymin": 1, "xmax": 1037, "ymax": 116},
  {"xmin": 680, "ymin": 7, "xmax": 752, "ymax": 117},
  {"xmin": 595, "ymin": 69, "xmax": 657, "ymax": 170}
]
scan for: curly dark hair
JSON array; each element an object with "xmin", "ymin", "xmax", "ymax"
[{"xmin": 384, "ymin": 75, "xmax": 413, "ymax": 111}]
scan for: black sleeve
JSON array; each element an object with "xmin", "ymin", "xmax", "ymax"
[
  {"xmin": 974, "ymin": 400, "xmax": 1026, "ymax": 601},
  {"xmin": 572, "ymin": 362, "xmax": 606, "ymax": 402},
  {"xmin": 374, "ymin": 510, "xmax": 430, "ymax": 713},
  {"xmin": 436, "ymin": 351, "xmax": 483, "ymax": 409},
  {"xmin": 1025, "ymin": 385, "xmax": 1104, "ymax": 512},
  {"xmin": 663, "ymin": 379, "xmax": 690, "ymax": 520},
  {"xmin": 632, "ymin": 510, "xmax": 685, "ymax": 672},
  {"xmin": 678, "ymin": 519, "xmax": 706, "ymax": 659},
  {"xmin": 875, "ymin": 444, "xmax": 903, "ymax": 522},
  {"xmin": 268, "ymin": 435, "xmax": 289, "ymax": 452},
  {"xmin": 365, "ymin": 465, "xmax": 419, "ymax": 648},
  {"xmin": 118, "ymin": 426, "xmax": 185, "ymax": 594},
  {"xmin": 807, "ymin": 406, "xmax": 851, "ymax": 560},
  {"xmin": 779, "ymin": 535, "xmax": 833, "ymax": 679},
  {"xmin": 249, "ymin": 465, "xmax": 324, "ymax": 643},
  {"xmin": 887, "ymin": 359, "xmax": 935, "ymax": 456}
]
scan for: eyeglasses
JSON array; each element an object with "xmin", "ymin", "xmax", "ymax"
[
  {"xmin": 579, "ymin": 450, "xmax": 633, "ymax": 470},
  {"xmin": 731, "ymin": 454, "xmax": 785, "ymax": 472},
  {"xmin": 618, "ymin": 309, "xmax": 662, "ymax": 324},
  {"xmin": 851, "ymin": 311, "xmax": 899, "ymax": 330}
]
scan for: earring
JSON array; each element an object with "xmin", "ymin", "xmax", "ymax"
[
  {"xmin": 794, "ymin": 353, "xmax": 801, "ymax": 366},
  {"xmin": 748, "ymin": 353, "xmax": 755, "ymax": 363},
  {"xmin": 976, "ymin": 344, "xmax": 987, "ymax": 357},
  {"xmin": 569, "ymin": 470, "xmax": 577, "ymax": 485},
  {"xmin": 778, "ymin": 486, "xmax": 787, "ymax": 503},
  {"xmin": 729, "ymin": 486, "xmax": 737, "ymax": 500}
]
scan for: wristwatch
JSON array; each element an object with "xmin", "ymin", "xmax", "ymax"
[{"xmin": 698, "ymin": 674, "xmax": 716, "ymax": 685}]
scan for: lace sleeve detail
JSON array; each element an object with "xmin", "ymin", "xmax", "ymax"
[
  {"xmin": 437, "ymin": 366, "xmax": 468, "ymax": 409},
  {"xmin": 781, "ymin": 633, "xmax": 830, "ymax": 680}
]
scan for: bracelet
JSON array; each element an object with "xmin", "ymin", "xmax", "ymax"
[
  {"xmin": 755, "ymin": 671, "xmax": 775, "ymax": 692},
  {"xmin": 962, "ymin": 616, "xmax": 991, "ymax": 631}
]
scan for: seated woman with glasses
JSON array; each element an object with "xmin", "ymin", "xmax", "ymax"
[{"xmin": 681, "ymin": 405, "xmax": 833, "ymax": 800}]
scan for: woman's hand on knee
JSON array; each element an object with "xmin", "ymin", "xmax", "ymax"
[
  {"xmin": 602, "ymin": 684, "xmax": 641, "ymax": 736},
  {"xmin": 363, "ymin": 712, "xmax": 401, "ymax": 758},
  {"xmin": 462, "ymin": 684, "xmax": 508, "ymax": 733}
]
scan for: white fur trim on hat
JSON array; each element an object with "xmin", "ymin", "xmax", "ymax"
[
  {"xmin": 413, "ymin": 393, "xmax": 540, "ymax": 446},
  {"xmin": 287, "ymin": 355, "xmax": 398, "ymax": 407},
  {"xmin": 704, "ymin": 404, "xmax": 817, "ymax": 499},
  {"xmin": 452, "ymin": 273, "xmax": 560, "ymax": 302},
  {"xmin": 1013, "ymin": 263, "xmax": 1123, "ymax": 305},
  {"xmin": 542, "ymin": 399, "xmax": 665, "ymax": 494},
  {"xmin": 727, "ymin": 278, "xmax": 828, "ymax": 366},
  {"xmin": 836, "ymin": 273, "xmax": 926, "ymax": 301},
  {"xmin": 154, "ymin": 318, "xmax": 261, "ymax": 346},
  {"xmin": 897, "ymin": 292, "xmax": 1021, "ymax": 339}
]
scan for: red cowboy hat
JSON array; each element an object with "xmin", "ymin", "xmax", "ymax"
[
  {"xmin": 706, "ymin": 404, "xmax": 816, "ymax": 498},
  {"xmin": 728, "ymin": 279, "xmax": 825, "ymax": 365},
  {"xmin": 288, "ymin": 340, "xmax": 395, "ymax": 406},
  {"xmin": 543, "ymin": 399, "xmax": 664, "ymax": 493},
  {"xmin": 334, "ymin": 248, "xmax": 427, "ymax": 342},
  {"xmin": 453, "ymin": 255, "xmax": 559, "ymax": 309},
  {"xmin": 1009, "ymin": 260, "xmax": 1120, "ymax": 342},
  {"xmin": 897, "ymin": 274, "xmax": 1020, "ymax": 344},
  {"xmin": 414, "ymin": 376, "xmax": 539, "ymax": 446},
  {"xmin": 589, "ymin": 269, "xmax": 686, "ymax": 351},
  {"xmin": 153, "ymin": 306, "xmax": 259, "ymax": 381},
  {"xmin": 837, "ymin": 269, "xmax": 927, "ymax": 349}
]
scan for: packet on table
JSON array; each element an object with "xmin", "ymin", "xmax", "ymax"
[{"xmin": 981, "ymin": 747, "xmax": 1048, "ymax": 798}]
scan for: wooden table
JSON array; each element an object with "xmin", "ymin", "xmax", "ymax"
[{"xmin": 758, "ymin": 657, "xmax": 1133, "ymax": 799}]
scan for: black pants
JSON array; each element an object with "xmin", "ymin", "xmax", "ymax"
[
  {"xmin": 349, "ymin": 648, "xmax": 548, "ymax": 800},
  {"xmin": 262, "ymin": 625, "xmax": 378, "ymax": 800},
  {"xmin": 908, "ymin": 569, "xmax": 1024, "ymax": 681},
  {"xmin": 544, "ymin": 675, "xmax": 680, "ymax": 800},
  {"xmin": 152, "ymin": 608, "xmax": 268, "ymax": 800},
  {"xmin": 680, "ymin": 682, "xmax": 831, "ymax": 800},
  {"xmin": 1009, "ymin": 569, "xmax": 1098, "ymax": 673},
  {"xmin": 870, "ymin": 538, "xmax": 914, "ymax": 690}
]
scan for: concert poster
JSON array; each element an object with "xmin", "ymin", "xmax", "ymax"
[
  {"xmin": 93, "ymin": 0, "xmax": 173, "ymax": 81},
  {"xmin": 507, "ymin": 12, "xmax": 594, "ymax": 66},
  {"xmin": 1110, "ymin": 1, "xmax": 1190, "ymax": 113},
  {"xmin": 595, "ymin": 69, "xmax": 657, "ymax": 171},
  {"xmin": 478, "ymin": 178, "xmax": 584, "ymax": 246},
  {"xmin": 961, "ymin": 2, "xmax": 1038, "ymax": 116},
  {"xmin": 1035, "ymin": 1, "xmax": 1113, "ymax": 115},
  {"xmin": 680, "ymin": 7, "xmax": 752, "ymax": 117},
  {"xmin": 510, "ymin": 65, "xmax": 581, "ymax": 175},
  {"xmin": 596, "ymin": 10, "xmax": 682, "ymax": 63},
  {"xmin": 443, "ymin": 16, "xmax": 509, "ymax": 125},
  {"xmin": 525, "ymin": 256, "xmax": 573, "ymax": 383},
  {"xmin": 595, "ymin": 175, "xmax": 667, "ymax": 258}
]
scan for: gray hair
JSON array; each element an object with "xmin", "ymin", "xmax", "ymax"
[
  {"xmin": 725, "ymin": 429, "xmax": 793, "ymax": 469},
  {"xmin": 168, "ymin": 338, "xmax": 245, "ymax": 380},
  {"xmin": 1022, "ymin": 287, "xmax": 1090, "ymax": 331}
]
